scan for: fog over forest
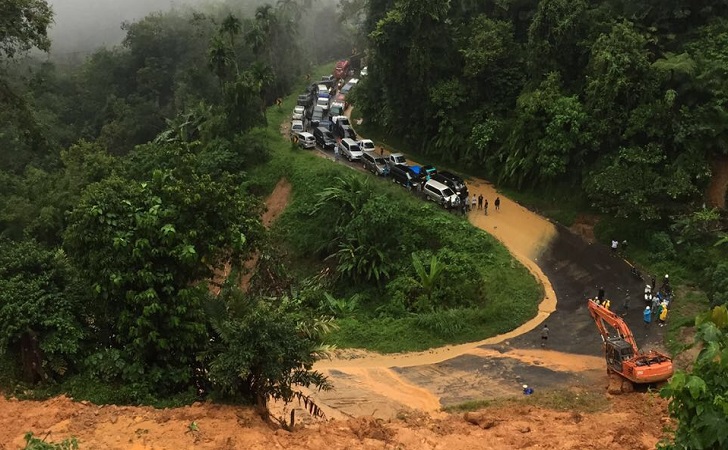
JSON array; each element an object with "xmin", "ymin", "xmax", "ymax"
[{"xmin": 46, "ymin": 0, "xmax": 260, "ymax": 55}]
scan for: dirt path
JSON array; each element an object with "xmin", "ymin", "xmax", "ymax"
[{"xmin": 238, "ymin": 179, "xmax": 292, "ymax": 290}]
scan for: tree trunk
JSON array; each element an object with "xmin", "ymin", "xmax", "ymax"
[
  {"xmin": 706, "ymin": 153, "xmax": 728, "ymax": 210},
  {"xmin": 19, "ymin": 331, "xmax": 45, "ymax": 383},
  {"xmin": 256, "ymin": 393, "xmax": 270, "ymax": 422}
]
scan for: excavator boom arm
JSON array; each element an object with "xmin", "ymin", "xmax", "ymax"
[{"xmin": 587, "ymin": 300, "xmax": 639, "ymax": 354}]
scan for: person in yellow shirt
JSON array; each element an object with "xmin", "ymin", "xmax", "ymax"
[
  {"xmin": 659, "ymin": 302, "xmax": 668, "ymax": 327},
  {"xmin": 604, "ymin": 299, "xmax": 611, "ymax": 310}
]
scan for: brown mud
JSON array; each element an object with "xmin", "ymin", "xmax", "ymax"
[{"xmin": 0, "ymin": 392, "xmax": 670, "ymax": 450}]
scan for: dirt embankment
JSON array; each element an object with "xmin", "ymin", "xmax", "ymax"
[{"xmin": 0, "ymin": 393, "xmax": 670, "ymax": 450}]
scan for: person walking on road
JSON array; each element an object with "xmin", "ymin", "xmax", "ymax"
[
  {"xmin": 611, "ymin": 239, "xmax": 619, "ymax": 254},
  {"xmin": 334, "ymin": 145, "xmax": 340, "ymax": 162},
  {"xmin": 643, "ymin": 306, "xmax": 652, "ymax": 327},
  {"xmin": 484, "ymin": 199, "xmax": 489, "ymax": 215},
  {"xmin": 541, "ymin": 324, "xmax": 549, "ymax": 347},
  {"xmin": 379, "ymin": 145, "xmax": 384, "ymax": 156},
  {"xmin": 494, "ymin": 196, "xmax": 501, "ymax": 211},
  {"xmin": 471, "ymin": 195, "xmax": 477, "ymax": 211},
  {"xmin": 621, "ymin": 292, "xmax": 630, "ymax": 316},
  {"xmin": 477, "ymin": 194, "xmax": 483, "ymax": 210}
]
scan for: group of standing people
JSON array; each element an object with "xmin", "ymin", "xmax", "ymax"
[
  {"xmin": 457, "ymin": 192, "xmax": 500, "ymax": 215},
  {"xmin": 643, "ymin": 275, "xmax": 671, "ymax": 327}
]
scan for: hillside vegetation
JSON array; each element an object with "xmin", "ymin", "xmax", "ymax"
[
  {"xmin": 0, "ymin": 1, "xmax": 727, "ymax": 448},
  {"xmin": 0, "ymin": 0, "xmax": 539, "ymax": 414}
]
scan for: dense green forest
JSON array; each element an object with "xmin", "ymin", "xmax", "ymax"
[
  {"xmin": 352, "ymin": 0, "xmax": 728, "ymax": 305},
  {"xmin": 1, "ymin": 0, "xmax": 728, "ymax": 447},
  {"xmin": 0, "ymin": 0, "xmax": 542, "ymax": 419},
  {"xmin": 0, "ymin": 0, "xmax": 361, "ymax": 413}
]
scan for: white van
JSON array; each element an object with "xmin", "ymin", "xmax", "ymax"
[
  {"xmin": 423, "ymin": 179, "xmax": 460, "ymax": 207},
  {"xmin": 290, "ymin": 120, "xmax": 304, "ymax": 135},
  {"xmin": 338, "ymin": 138, "xmax": 363, "ymax": 161},
  {"xmin": 316, "ymin": 97, "xmax": 329, "ymax": 109},
  {"xmin": 297, "ymin": 132, "xmax": 315, "ymax": 149}
]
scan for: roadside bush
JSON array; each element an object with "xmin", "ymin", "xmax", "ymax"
[
  {"xmin": 415, "ymin": 309, "xmax": 469, "ymax": 337},
  {"xmin": 204, "ymin": 288, "xmax": 332, "ymax": 418},
  {"xmin": 703, "ymin": 263, "xmax": 728, "ymax": 307},
  {"xmin": 0, "ymin": 239, "xmax": 86, "ymax": 383},
  {"xmin": 647, "ymin": 231, "xmax": 677, "ymax": 261}
]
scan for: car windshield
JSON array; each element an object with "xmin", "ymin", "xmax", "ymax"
[
  {"xmin": 443, "ymin": 188, "xmax": 454, "ymax": 197},
  {"xmin": 375, "ymin": 158, "xmax": 386, "ymax": 165},
  {"xmin": 394, "ymin": 156, "xmax": 406, "ymax": 163},
  {"xmin": 324, "ymin": 132, "xmax": 334, "ymax": 139}
]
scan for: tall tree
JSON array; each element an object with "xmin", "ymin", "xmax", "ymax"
[
  {"xmin": 64, "ymin": 144, "xmax": 264, "ymax": 394},
  {"xmin": 0, "ymin": 0, "xmax": 53, "ymax": 59}
]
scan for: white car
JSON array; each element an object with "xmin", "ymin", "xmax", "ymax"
[
  {"xmin": 292, "ymin": 106, "xmax": 304, "ymax": 120},
  {"xmin": 358, "ymin": 139, "xmax": 376, "ymax": 151},
  {"xmin": 290, "ymin": 120, "xmax": 304, "ymax": 135},
  {"xmin": 348, "ymin": 78, "xmax": 359, "ymax": 85}
]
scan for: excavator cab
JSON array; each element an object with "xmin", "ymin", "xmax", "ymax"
[{"xmin": 604, "ymin": 338, "xmax": 634, "ymax": 373}]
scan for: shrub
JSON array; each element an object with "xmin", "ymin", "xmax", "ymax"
[{"xmin": 647, "ymin": 231, "xmax": 677, "ymax": 261}]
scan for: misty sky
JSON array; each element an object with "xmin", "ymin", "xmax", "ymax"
[{"xmin": 46, "ymin": 0, "xmax": 201, "ymax": 54}]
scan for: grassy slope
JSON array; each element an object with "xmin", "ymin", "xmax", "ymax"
[{"xmin": 250, "ymin": 65, "xmax": 542, "ymax": 353}]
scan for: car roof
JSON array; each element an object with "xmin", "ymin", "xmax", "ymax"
[
  {"xmin": 298, "ymin": 132, "xmax": 314, "ymax": 138},
  {"xmin": 291, "ymin": 120, "xmax": 303, "ymax": 125},
  {"xmin": 342, "ymin": 138, "xmax": 358, "ymax": 144},
  {"xmin": 425, "ymin": 179, "xmax": 450, "ymax": 190},
  {"xmin": 359, "ymin": 139, "xmax": 374, "ymax": 144},
  {"xmin": 439, "ymin": 171, "xmax": 464, "ymax": 181},
  {"xmin": 294, "ymin": 105, "xmax": 304, "ymax": 110}
]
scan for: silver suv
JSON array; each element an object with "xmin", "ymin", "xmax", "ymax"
[
  {"xmin": 338, "ymin": 138, "xmax": 363, "ymax": 161},
  {"xmin": 361, "ymin": 151, "xmax": 389, "ymax": 176},
  {"xmin": 423, "ymin": 179, "xmax": 460, "ymax": 207}
]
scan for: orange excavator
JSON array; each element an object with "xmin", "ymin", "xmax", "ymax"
[{"xmin": 587, "ymin": 300, "xmax": 673, "ymax": 391}]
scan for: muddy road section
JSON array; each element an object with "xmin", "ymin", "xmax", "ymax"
[{"xmin": 303, "ymin": 112, "xmax": 671, "ymax": 419}]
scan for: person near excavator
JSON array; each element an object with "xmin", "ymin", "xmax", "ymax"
[
  {"xmin": 643, "ymin": 306, "xmax": 652, "ymax": 327},
  {"xmin": 659, "ymin": 302, "xmax": 669, "ymax": 327}
]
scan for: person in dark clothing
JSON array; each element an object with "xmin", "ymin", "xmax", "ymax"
[
  {"xmin": 478, "ymin": 194, "xmax": 483, "ymax": 210},
  {"xmin": 597, "ymin": 287, "xmax": 605, "ymax": 302},
  {"xmin": 495, "ymin": 197, "xmax": 501, "ymax": 211},
  {"xmin": 484, "ymin": 199, "xmax": 489, "ymax": 215},
  {"xmin": 541, "ymin": 324, "xmax": 549, "ymax": 347}
]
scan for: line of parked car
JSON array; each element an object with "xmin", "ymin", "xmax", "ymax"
[{"xmin": 290, "ymin": 64, "xmax": 469, "ymax": 209}]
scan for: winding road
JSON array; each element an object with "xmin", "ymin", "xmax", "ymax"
[{"xmin": 286, "ymin": 115, "xmax": 671, "ymax": 421}]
